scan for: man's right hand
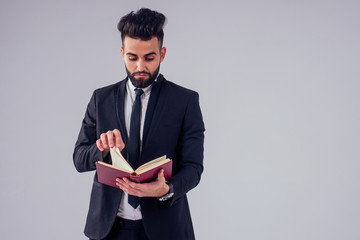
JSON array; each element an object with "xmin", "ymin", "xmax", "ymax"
[{"xmin": 96, "ymin": 129, "xmax": 125, "ymax": 157}]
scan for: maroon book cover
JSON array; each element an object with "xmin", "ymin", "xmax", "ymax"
[{"xmin": 96, "ymin": 160, "xmax": 172, "ymax": 188}]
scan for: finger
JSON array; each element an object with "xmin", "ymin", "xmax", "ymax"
[
  {"xmin": 96, "ymin": 139, "xmax": 104, "ymax": 151},
  {"xmin": 100, "ymin": 133, "xmax": 109, "ymax": 149},
  {"xmin": 116, "ymin": 178, "xmax": 126, "ymax": 186},
  {"xmin": 106, "ymin": 130, "xmax": 115, "ymax": 148},
  {"xmin": 116, "ymin": 178, "xmax": 128, "ymax": 190},
  {"xmin": 116, "ymin": 178, "xmax": 122, "ymax": 184},
  {"xmin": 122, "ymin": 177, "xmax": 138, "ymax": 188},
  {"xmin": 113, "ymin": 129, "xmax": 125, "ymax": 150},
  {"xmin": 117, "ymin": 178, "xmax": 134, "ymax": 189},
  {"xmin": 122, "ymin": 178, "xmax": 144, "ymax": 193},
  {"xmin": 117, "ymin": 183, "xmax": 130, "ymax": 193},
  {"xmin": 116, "ymin": 179, "xmax": 126, "ymax": 189},
  {"xmin": 158, "ymin": 169, "xmax": 165, "ymax": 180},
  {"xmin": 117, "ymin": 178, "xmax": 143, "ymax": 196}
]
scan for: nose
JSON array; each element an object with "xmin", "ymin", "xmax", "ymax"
[{"xmin": 136, "ymin": 59, "xmax": 146, "ymax": 72}]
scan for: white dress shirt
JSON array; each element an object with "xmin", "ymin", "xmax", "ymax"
[{"xmin": 117, "ymin": 78, "xmax": 154, "ymax": 220}]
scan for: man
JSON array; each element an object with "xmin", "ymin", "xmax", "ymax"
[{"xmin": 73, "ymin": 8, "xmax": 205, "ymax": 240}]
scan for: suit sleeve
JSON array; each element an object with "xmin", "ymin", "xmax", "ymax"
[
  {"xmin": 167, "ymin": 92, "xmax": 205, "ymax": 205},
  {"xmin": 73, "ymin": 91, "xmax": 104, "ymax": 173}
]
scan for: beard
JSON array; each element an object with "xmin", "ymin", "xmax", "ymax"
[{"xmin": 126, "ymin": 65, "xmax": 160, "ymax": 89}]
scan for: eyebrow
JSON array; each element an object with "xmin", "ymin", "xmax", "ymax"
[
  {"xmin": 144, "ymin": 52, "xmax": 157, "ymax": 57},
  {"xmin": 126, "ymin": 52, "xmax": 157, "ymax": 57}
]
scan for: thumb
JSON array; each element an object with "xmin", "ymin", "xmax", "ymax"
[{"xmin": 158, "ymin": 169, "xmax": 165, "ymax": 179}]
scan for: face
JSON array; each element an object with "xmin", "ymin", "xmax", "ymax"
[{"xmin": 121, "ymin": 36, "xmax": 166, "ymax": 88}]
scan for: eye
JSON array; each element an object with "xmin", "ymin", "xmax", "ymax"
[
  {"xmin": 128, "ymin": 56, "xmax": 137, "ymax": 61},
  {"xmin": 145, "ymin": 57, "xmax": 155, "ymax": 62}
]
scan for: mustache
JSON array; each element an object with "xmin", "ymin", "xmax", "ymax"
[{"xmin": 131, "ymin": 71, "xmax": 151, "ymax": 77}]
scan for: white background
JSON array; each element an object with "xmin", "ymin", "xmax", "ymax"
[{"xmin": 1, "ymin": 0, "xmax": 359, "ymax": 239}]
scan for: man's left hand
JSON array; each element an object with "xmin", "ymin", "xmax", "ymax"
[{"xmin": 115, "ymin": 169, "xmax": 170, "ymax": 197}]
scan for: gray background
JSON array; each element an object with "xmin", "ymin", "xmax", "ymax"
[{"xmin": 1, "ymin": 0, "xmax": 359, "ymax": 239}]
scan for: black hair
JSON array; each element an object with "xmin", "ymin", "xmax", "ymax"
[{"xmin": 117, "ymin": 8, "xmax": 166, "ymax": 48}]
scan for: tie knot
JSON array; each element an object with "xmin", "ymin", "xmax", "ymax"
[{"xmin": 134, "ymin": 88, "xmax": 144, "ymax": 97}]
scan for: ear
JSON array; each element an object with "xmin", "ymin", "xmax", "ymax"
[
  {"xmin": 120, "ymin": 46, "xmax": 125, "ymax": 59},
  {"xmin": 160, "ymin": 47, "xmax": 166, "ymax": 63}
]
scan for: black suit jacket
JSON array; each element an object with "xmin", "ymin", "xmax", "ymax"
[{"xmin": 73, "ymin": 75, "xmax": 205, "ymax": 240}]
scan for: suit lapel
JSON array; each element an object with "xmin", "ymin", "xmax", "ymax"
[
  {"xmin": 141, "ymin": 75, "xmax": 166, "ymax": 157},
  {"xmin": 115, "ymin": 78, "xmax": 129, "ymax": 145}
]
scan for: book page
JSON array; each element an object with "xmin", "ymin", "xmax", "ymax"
[
  {"xmin": 110, "ymin": 147, "xmax": 133, "ymax": 172},
  {"xmin": 135, "ymin": 155, "xmax": 169, "ymax": 174}
]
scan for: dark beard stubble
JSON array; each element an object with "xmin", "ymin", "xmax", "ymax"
[{"xmin": 126, "ymin": 65, "xmax": 160, "ymax": 89}]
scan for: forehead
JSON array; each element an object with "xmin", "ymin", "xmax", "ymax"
[{"xmin": 123, "ymin": 36, "xmax": 160, "ymax": 54}]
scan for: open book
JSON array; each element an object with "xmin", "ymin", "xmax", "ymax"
[{"xmin": 96, "ymin": 147, "xmax": 172, "ymax": 188}]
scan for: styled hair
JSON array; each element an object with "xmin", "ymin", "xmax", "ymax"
[{"xmin": 117, "ymin": 8, "xmax": 166, "ymax": 48}]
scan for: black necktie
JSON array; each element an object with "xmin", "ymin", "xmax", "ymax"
[{"xmin": 128, "ymin": 88, "xmax": 144, "ymax": 209}]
